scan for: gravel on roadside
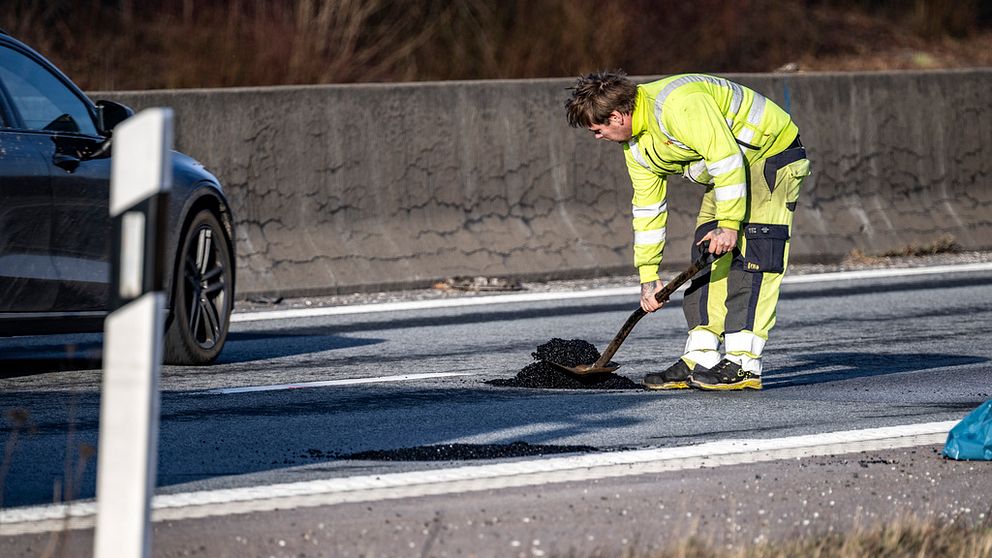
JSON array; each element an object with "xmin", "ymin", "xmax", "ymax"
[{"xmin": 233, "ymin": 250, "xmax": 992, "ymax": 314}]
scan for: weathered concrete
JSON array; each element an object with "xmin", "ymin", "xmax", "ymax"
[{"xmin": 96, "ymin": 70, "xmax": 992, "ymax": 297}]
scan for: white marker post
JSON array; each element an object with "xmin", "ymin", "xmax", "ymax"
[{"xmin": 94, "ymin": 108, "xmax": 173, "ymax": 558}]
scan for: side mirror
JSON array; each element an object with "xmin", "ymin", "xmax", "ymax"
[{"xmin": 95, "ymin": 100, "xmax": 135, "ymax": 136}]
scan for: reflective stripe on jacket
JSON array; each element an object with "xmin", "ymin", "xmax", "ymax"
[{"xmin": 624, "ymin": 74, "xmax": 798, "ymax": 283}]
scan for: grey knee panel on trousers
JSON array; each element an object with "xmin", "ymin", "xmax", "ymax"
[{"xmin": 682, "ymin": 221, "xmax": 719, "ymax": 329}]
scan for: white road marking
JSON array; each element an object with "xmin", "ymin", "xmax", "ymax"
[
  {"xmin": 0, "ymin": 420, "xmax": 958, "ymax": 536},
  {"xmin": 231, "ymin": 286, "xmax": 640, "ymax": 323},
  {"xmin": 199, "ymin": 372, "xmax": 476, "ymax": 395},
  {"xmin": 782, "ymin": 262, "xmax": 992, "ymax": 283},
  {"xmin": 231, "ymin": 262, "xmax": 992, "ymax": 323}
]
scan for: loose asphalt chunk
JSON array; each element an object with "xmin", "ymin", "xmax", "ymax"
[
  {"xmin": 487, "ymin": 338, "xmax": 644, "ymax": 390},
  {"xmin": 339, "ymin": 441, "xmax": 598, "ymax": 461}
]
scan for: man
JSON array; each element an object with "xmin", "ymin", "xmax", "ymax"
[{"xmin": 565, "ymin": 71, "xmax": 810, "ymax": 391}]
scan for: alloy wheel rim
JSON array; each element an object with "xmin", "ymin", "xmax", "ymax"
[{"xmin": 183, "ymin": 225, "xmax": 227, "ymax": 349}]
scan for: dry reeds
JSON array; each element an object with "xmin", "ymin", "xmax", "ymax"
[
  {"xmin": 627, "ymin": 515, "xmax": 992, "ymax": 558},
  {"xmin": 845, "ymin": 234, "xmax": 961, "ymax": 264},
  {"xmin": 1, "ymin": 0, "xmax": 991, "ymax": 90}
]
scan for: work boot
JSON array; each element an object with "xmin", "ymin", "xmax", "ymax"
[
  {"xmin": 643, "ymin": 358, "xmax": 705, "ymax": 390},
  {"xmin": 689, "ymin": 359, "xmax": 762, "ymax": 390}
]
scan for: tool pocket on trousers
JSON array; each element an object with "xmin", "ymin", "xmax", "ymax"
[
  {"xmin": 785, "ymin": 158, "xmax": 810, "ymax": 212},
  {"xmin": 743, "ymin": 223, "xmax": 789, "ymax": 273},
  {"xmin": 764, "ymin": 147, "xmax": 808, "ymax": 196}
]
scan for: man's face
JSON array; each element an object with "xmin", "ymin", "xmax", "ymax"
[{"xmin": 588, "ymin": 111, "xmax": 632, "ymax": 143}]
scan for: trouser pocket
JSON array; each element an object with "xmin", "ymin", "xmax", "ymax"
[
  {"xmin": 742, "ymin": 223, "xmax": 789, "ymax": 273},
  {"xmin": 784, "ymin": 158, "xmax": 809, "ymax": 212},
  {"xmin": 762, "ymin": 147, "xmax": 809, "ymax": 214}
]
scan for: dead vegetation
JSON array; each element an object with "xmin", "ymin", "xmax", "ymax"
[
  {"xmin": 1, "ymin": 0, "xmax": 990, "ymax": 91},
  {"xmin": 880, "ymin": 234, "xmax": 961, "ymax": 257},
  {"xmin": 844, "ymin": 234, "xmax": 961, "ymax": 264},
  {"xmin": 639, "ymin": 516, "xmax": 992, "ymax": 558}
]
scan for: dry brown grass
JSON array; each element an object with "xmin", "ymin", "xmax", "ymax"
[
  {"xmin": 1, "ymin": 0, "xmax": 991, "ymax": 90},
  {"xmin": 844, "ymin": 234, "xmax": 960, "ymax": 265},
  {"xmin": 880, "ymin": 234, "xmax": 961, "ymax": 257},
  {"xmin": 843, "ymin": 248, "xmax": 888, "ymax": 266},
  {"xmin": 628, "ymin": 516, "xmax": 992, "ymax": 558}
]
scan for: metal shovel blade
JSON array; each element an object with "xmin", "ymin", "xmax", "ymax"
[
  {"xmin": 546, "ymin": 360, "xmax": 620, "ymax": 376},
  {"xmin": 544, "ymin": 246, "xmax": 721, "ymax": 378}
]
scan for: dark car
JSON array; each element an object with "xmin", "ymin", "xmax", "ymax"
[{"xmin": 0, "ymin": 31, "xmax": 235, "ymax": 365}]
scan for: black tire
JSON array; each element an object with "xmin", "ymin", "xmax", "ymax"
[{"xmin": 164, "ymin": 209, "xmax": 233, "ymax": 365}]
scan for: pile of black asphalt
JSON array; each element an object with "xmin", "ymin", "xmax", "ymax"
[
  {"xmin": 338, "ymin": 441, "xmax": 597, "ymax": 461},
  {"xmin": 487, "ymin": 338, "xmax": 643, "ymax": 390}
]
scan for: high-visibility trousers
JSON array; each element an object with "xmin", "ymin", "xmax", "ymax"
[{"xmin": 682, "ymin": 144, "xmax": 811, "ymax": 369}]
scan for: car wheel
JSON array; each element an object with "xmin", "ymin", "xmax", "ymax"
[{"xmin": 164, "ymin": 209, "xmax": 233, "ymax": 365}]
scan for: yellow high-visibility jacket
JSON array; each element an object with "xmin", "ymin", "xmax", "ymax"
[{"xmin": 624, "ymin": 74, "xmax": 798, "ymax": 283}]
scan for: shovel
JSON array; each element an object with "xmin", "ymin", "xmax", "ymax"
[{"xmin": 546, "ymin": 245, "xmax": 721, "ymax": 376}]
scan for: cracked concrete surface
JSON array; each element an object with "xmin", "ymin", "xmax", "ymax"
[{"xmin": 100, "ymin": 70, "xmax": 992, "ymax": 297}]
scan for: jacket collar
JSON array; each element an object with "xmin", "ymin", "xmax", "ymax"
[{"xmin": 630, "ymin": 86, "xmax": 650, "ymax": 138}]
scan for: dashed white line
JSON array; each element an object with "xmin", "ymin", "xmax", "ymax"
[
  {"xmin": 0, "ymin": 420, "xmax": 958, "ymax": 536},
  {"xmin": 231, "ymin": 263, "xmax": 992, "ymax": 323}
]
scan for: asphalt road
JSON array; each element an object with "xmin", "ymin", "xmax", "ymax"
[{"xmin": 1, "ymin": 266, "xmax": 990, "ymax": 555}]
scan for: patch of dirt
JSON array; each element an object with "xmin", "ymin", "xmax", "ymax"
[{"xmin": 339, "ymin": 441, "xmax": 597, "ymax": 461}]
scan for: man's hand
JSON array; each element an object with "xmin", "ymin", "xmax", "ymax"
[
  {"xmin": 698, "ymin": 227, "xmax": 739, "ymax": 255},
  {"xmin": 640, "ymin": 280, "xmax": 666, "ymax": 313}
]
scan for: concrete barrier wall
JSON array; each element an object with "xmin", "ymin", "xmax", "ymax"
[{"xmin": 99, "ymin": 70, "xmax": 992, "ymax": 297}]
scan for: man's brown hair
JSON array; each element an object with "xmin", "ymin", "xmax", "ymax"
[{"xmin": 564, "ymin": 70, "xmax": 638, "ymax": 128}]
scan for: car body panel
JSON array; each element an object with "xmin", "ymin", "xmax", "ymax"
[
  {"xmin": 0, "ymin": 32, "xmax": 234, "ymax": 341},
  {"xmin": 0, "ymin": 130, "xmax": 57, "ymax": 312},
  {"xmin": 46, "ymin": 131, "xmax": 112, "ymax": 311}
]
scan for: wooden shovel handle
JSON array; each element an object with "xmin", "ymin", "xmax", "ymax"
[{"xmin": 591, "ymin": 247, "xmax": 720, "ymax": 368}]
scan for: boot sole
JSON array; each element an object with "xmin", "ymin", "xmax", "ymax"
[
  {"xmin": 643, "ymin": 381, "xmax": 690, "ymax": 390},
  {"xmin": 689, "ymin": 379, "xmax": 762, "ymax": 391}
]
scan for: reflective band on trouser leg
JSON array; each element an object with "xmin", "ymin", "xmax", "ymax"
[
  {"xmin": 683, "ymin": 328, "xmax": 721, "ymax": 369},
  {"xmin": 634, "ymin": 228, "xmax": 666, "ymax": 245},
  {"xmin": 724, "ymin": 331, "xmax": 766, "ymax": 374},
  {"xmin": 632, "ymin": 201, "xmax": 667, "ymax": 219}
]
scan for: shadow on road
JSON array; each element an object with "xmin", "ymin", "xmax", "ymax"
[
  {"xmin": 0, "ymin": 341, "xmax": 103, "ymax": 377},
  {"xmin": 766, "ymin": 352, "xmax": 990, "ymax": 388},
  {"xmin": 0, "ymin": 385, "xmax": 652, "ymax": 508},
  {"xmin": 2, "ymin": 347, "xmax": 988, "ymax": 508},
  {"xmin": 214, "ymin": 331, "xmax": 384, "ymax": 364},
  {"xmin": 0, "ymin": 331, "xmax": 384, "ymax": 376}
]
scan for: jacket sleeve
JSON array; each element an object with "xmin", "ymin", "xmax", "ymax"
[
  {"xmin": 663, "ymin": 92, "xmax": 747, "ymax": 231},
  {"xmin": 624, "ymin": 145, "xmax": 668, "ymax": 284}
]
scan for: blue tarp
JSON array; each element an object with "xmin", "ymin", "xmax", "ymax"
[{"xmin": 943, "ymin": 400, "xmax": 992, "ymax": 460}]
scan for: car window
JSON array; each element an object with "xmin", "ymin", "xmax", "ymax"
[{"xmin": 0, "ymin": 45, "xmax": 97, "ymax": 136}]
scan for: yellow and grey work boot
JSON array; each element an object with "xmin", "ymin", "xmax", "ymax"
[
  {"xmin": 689, "ymin": 359, "xmax": 762, "ymax": 390},
  {"xmin": 643, "ymin": 358, "xmax": 707, "ymax": 390}
]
